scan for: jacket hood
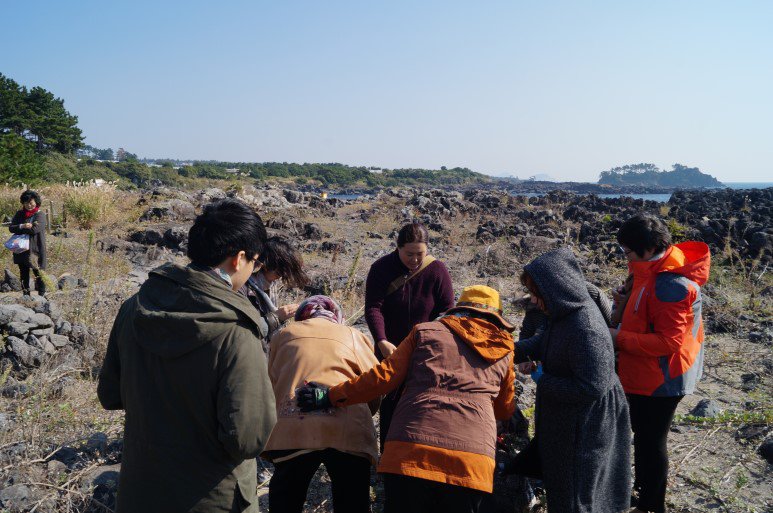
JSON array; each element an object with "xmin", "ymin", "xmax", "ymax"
[
  {"xmin": 132, "ymin": 263, "xmax": 267, "ymax": 358},
  {"xmin": 524, "ymin": 247, "xmax": 592, "ymax": 320},
  {"xmin": 628, "ymin": 241, "xmax": 711, "ymax": 286},
  {"xmin": 439, "ymin": 316, "xmax": 513, "ymax": 362}
]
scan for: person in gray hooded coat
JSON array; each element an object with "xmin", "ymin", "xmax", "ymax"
[{"xmin": 515, "ymin": 247, "xmax": 631, "ymax": 513}]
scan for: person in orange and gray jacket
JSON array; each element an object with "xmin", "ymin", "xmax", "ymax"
[
  {"xmin": 610, "ymin": 214, "xmax": 711, "ymax": 513},
  {"xmin": 262, "ymin": 295, "xmax": 380, "ymax": 513},
  {"xmin": 298, "ymin": 285, "xmax": 516, "ymax": 513}
]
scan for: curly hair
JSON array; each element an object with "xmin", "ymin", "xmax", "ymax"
[{"xmin": 20, "ymin": 190, "xmax": 41, "ymax": 206}]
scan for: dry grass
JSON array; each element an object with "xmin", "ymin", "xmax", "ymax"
[
  {"xmin": 0, "ymin": 185, "xmax": 25, "ymax": 222},
  {"xmin": 1, "ymin": 185, "xmax": 770, "ymax": 513}
]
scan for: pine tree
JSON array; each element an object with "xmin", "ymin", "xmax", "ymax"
[
  {"xmin": 0, "ymin": 132, "xmax": 44, "ymax": 184},
  {"xmin": 0, "ymin": 73, "xmax": 83, "ymax": 154}
]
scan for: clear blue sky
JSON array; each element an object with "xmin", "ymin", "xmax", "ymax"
[{"xmin": 3, "ymin": 1, "xmax": 772, "ymax": 181}]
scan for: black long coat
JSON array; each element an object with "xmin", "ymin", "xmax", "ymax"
[
  {"xmin": 516, "ymin": 248, "xmax": 631, "ymax": 513},
  {"xmin": 9, "ymin": 209, "xmax": 47, "ymax": 269}
]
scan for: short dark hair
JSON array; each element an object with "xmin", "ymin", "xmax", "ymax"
[
  {"xmin": 187, "ymin": 199, "xmax": 267, "ymax": 267},
  {"xmin": 397, "ymin": 222, "xmax": 429, "ymax": 247},
  {"xmin": 260, "ymin": 236, "xmax": 310, "ymax": 289},
  {"xmin": 617, "ymin": 213, "xmax": 672, "ymax": 258},
  {"xmin": 20, "ymin": 190, "xmax": 41, "ymax": 206}
]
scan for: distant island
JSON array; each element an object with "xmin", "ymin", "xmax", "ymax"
[{"xmin": 598, "ymin": 163, "xmax": 724, "ymax": 188}]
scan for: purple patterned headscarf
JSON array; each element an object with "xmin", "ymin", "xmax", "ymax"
[{"xmin": 294, "ymin": 295, "xmax": 345, "ymax": 324}]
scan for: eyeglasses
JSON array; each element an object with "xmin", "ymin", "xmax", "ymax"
[
  {"xmin": 251, "ymin": 257, "xmax": 263, "ymax": 275},
  {"xmin": 618, "ymin": 245, "xmax": 635, "ymax": 257}
]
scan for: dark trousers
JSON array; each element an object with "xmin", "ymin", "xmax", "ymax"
[
  {"xmin": 627, "ymin": 394, "xmax": 683, "ymax": 513},
  {"xmin": 378, "ymin": 394, "xmax": 399, "ymax": 450},
  {"xmin": 17, "ymin": 263, "xmax": 41, "ymax": 294},
  {"xmin": 383, "ymin": 474, "xmax": 484, "ymax": 513},
  {"xmin": 269, "ymin": 449, "xmax": 371, "ymax": 513}
]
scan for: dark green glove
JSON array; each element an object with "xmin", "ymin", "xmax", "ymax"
[{"xmin": 297, "ymin": 382, "xmax": 331, "ymax": 412}]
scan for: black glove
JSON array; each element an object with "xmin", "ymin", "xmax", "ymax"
[{"xmin": 296, "ymin": 382, "xmax": 331, "ymax": 412}]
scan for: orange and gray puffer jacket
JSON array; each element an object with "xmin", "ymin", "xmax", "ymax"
[{"xmin": 617, "ymin": 241, "xmax": 711, "ymax": 397}]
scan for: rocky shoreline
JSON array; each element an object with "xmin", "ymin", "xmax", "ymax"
[{"xmin": 0, "ymin": 183, "xmax": 770, "ymax": 512}]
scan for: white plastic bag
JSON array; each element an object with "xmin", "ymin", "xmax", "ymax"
[{"xmin": 4, "ymin": 234, "xmax": 30, "ymax": 254}]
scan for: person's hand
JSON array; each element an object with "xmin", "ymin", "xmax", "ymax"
[
  {"xmin": 613, "ymin": 275, "xmax": 634, "ymax": 301},
  {"xmin": 377, "ymin": 339, "xmax": 397, "ymax": 358},
  {"xmin": 531, "ymin": 363, "xmax": 543, "ymax": 384},
  {"xmin": 296, "ymin": 382, "xmax": 331, "ymax": 412},
  {"xmin": 611, "ymin": 287, "xmax": 628, "ymax": 304},
  {"xmin": 517, "ymin": 362, "xmax": 534, "ymax": 375},
  {"xmin": 276, "ymin": 303, "xmax": 299, "ymax": 322},
  {"xmin": 22, "ymin": 223, "xmax": 32, "ymax": 229}
]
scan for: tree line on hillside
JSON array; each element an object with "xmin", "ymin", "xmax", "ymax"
[
  {"xmin": 0, "ymin": 73, "xmax": 84, "ymax": 184},
  {"xmin": 149, "ymin": 162, "xmax": 488, "ymax": 187},
  {"xmin": 78, "ymin": 145, "xmax": 138, "ymax": 162},
  {"xmin": 1, "ymin": 73, "xmax": 491, "ymax": 187},
  {"xmin": 598, "ymin": 163, "xmax": 723, "ymax": 188}
]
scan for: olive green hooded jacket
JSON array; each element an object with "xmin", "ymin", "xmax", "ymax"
[{"xmin": 98, "ymin": 263, "xmax": 276, "ymax": 512}]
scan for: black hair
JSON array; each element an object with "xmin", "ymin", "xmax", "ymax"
[
  {"xmin": 20, "ymin": 190, "xmax": 41, "ymax": 206},
  {"xmin": 617, "ymin": 213, "xmax": 672, "ymax": 258},
  {"xmin": 187, "ymin": 199, "xmax": 267, "ymax": 267},
  {"xmin": 260, "ymin": 236, "xmax": 310, "ymax": 289},
  {"xmin": 397, "ymin": 222, "xmax": 429, "ymax": 247}
]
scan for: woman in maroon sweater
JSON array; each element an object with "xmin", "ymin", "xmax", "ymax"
[{"xmin": 365, "ymin": 222, "xmax": 455, "ymax": 448}]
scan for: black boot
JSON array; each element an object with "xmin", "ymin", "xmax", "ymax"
[{"xmin": 35, "ymin": 277, "xmax": 46, "ymax": 297}]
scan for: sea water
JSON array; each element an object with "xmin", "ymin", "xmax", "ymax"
[{"xmin": 328, "ymin": 183, "xmax": 772, "ymax": 204}]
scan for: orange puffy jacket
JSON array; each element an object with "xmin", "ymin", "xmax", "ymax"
[{"xmin": 617, "ymin": 241, "xmax": 711, "ymax": 396}]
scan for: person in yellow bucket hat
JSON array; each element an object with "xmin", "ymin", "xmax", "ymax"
[{"xmin": 297, "ymin": 285, "xmax": 516, "ymax": 513}]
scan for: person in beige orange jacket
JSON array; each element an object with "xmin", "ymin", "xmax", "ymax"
[
  {"xmin": 298, "ymin": 286, "xmax": 516, "ymax": 513},
  {"xmin": 262, "ymin": 295, "xmax": 380, "ymax": 513}
]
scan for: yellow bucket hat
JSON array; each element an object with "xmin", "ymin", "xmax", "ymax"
[{"xmin": 445, "ymin": 285, "xmax": 515, "ymax": 332}]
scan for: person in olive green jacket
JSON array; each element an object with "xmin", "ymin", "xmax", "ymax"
[{"xmin": 98, "ymin": 199, "xmax": 277, "ymax": 513}]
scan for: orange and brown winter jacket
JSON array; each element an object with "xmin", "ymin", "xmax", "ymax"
[
  {"xmin": 617, "ymin": 241, "xmax": 711, "ymax": 396},
  {"xmin": 329, "ymin": 316, "xmax": 516, "ymax": 492}
]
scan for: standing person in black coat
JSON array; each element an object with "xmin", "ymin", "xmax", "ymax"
[
  {"xmin": 510, "ymin": 248, "xmax": 631, "ymax": 513},
  {"xmin": 8, "ymin": 190, "xmax": 47, "ymax": 296}
]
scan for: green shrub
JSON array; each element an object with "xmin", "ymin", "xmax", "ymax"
[
  {"xmin": 666, "ymin": 218, "xmax": 688, "ymax": 242},
  {"xmin": 43, "ymin": 153, "xmax": 122, "ymax": 184}
]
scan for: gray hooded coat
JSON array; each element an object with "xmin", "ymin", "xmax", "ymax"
[{"xmin": 517, "ymin": 248, "xmax": 631, "ymax": 513}]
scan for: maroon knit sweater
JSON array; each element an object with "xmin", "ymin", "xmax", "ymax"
[{"xmin": 365, "ymin": 250, "xmax": 455, "ymax": 353}]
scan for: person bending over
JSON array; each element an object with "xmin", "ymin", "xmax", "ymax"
[{"xmin": 299, "ymin": 285, "xmax": 516, "ymax": 513}]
